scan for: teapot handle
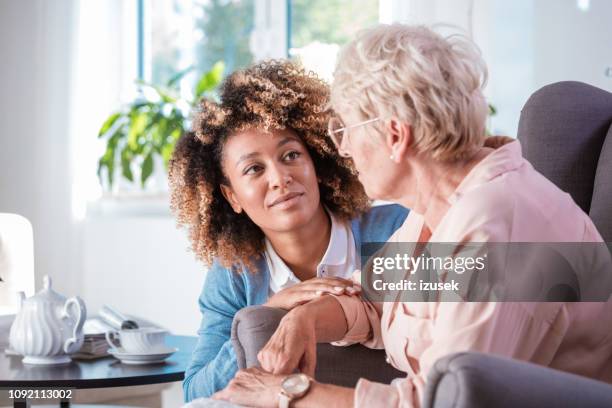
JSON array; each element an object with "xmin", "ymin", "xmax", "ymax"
[{"xmin": 62, "ymin": 296, "xmax": 87, "ymax": 354}]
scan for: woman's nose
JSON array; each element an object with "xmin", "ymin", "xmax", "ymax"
[{"xmin": 268, "ymin": 165, "xmax": 292, "ymax": 189}]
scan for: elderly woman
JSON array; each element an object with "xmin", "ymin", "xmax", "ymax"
[
  {"xmin": 212, "ymin": 25, "xmax": 612, "ymax": 408},
  {"xmin": 169, "ymin": 60, "xmax": 407, "ymax": 401}
]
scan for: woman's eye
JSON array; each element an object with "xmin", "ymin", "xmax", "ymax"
[
  {"xmin": 283, "ymin": 151, "xmax": 301, "ymax": 161},
  {"xmin": 244, "ymin": 165, "xmax": 262, "ymax": 175}
]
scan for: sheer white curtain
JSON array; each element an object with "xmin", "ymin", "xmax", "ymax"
[
  {"xmin": 0, "ymin": 0, "xmax": 81, "ymax": 298},
  {"xmin": 72, "ymin": 0, "xmax": 138, "ymax": 214}
]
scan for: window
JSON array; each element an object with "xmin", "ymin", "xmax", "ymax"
[
  {"xmin": 142, "ymin": 0, "xmax": 381, "ymax": 87},
  {"xmin": 143, "ymin": 0, "xmax": 256, "ymax": 93},
  {"xmin": 86, "ymin": 0, "xmax": 612, "ymax": 205},
  {"xmin": 99, "ymin": 0, "xmax": 382, "ymax": 199},
  {"xmin": 289, "ymin": 0, "xmax": 379, "ymax": 82}
]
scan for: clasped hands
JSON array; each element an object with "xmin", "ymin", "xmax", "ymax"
[{"xmin": 213, "ymin": 276, "xmax": 360, "ymax": 407}]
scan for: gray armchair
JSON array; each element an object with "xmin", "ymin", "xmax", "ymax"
[
  {"xmin": 424, "ymin": 352, "xmax": 612, "ymax": 408},
  {"xmin": 424, "ymin": 81, "xmax": 612, "ymax": 408}
]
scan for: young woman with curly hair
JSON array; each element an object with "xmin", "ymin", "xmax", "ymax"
[{"xmin": 169, "ymin": 60, "xmax": 408, "ymax": 402}]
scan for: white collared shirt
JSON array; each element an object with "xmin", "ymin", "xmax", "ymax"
[{"xmin": 265, "ymin": 211, "xmax": 359, "ymax": 294}]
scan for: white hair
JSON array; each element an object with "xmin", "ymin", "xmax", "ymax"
[{"xmin": 331, "ymin": 24, "xmax": 489, "ymax": 161}]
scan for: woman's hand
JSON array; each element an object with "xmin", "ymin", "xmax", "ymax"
[
  {"xmin": 212, "ymin": 367, "xmax": 284, "ymax": 408},
  {"xmin": 213, "ymin": 367, "xmax": 355, "ymax": 408},
  {"xmin": 258, "ymin": 308, "xmax": 318, "ymax": 377},
  {"xmin": 264, "ymin": 277, "xmax": 360, "ymax": 310},
  {"xmin": 259, "ymin": 293, "xmax": 350, "ymax": 377}
]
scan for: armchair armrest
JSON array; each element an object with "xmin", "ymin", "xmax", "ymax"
[
  {"xmin": 231, "ymin": 305, "xmax": 403, "ymax": 387},
  {"xmin": 231, "ymin": 305, "xmax": 288, "ymax": 370},
  {"xmin": 423, "ymin": 352, "xmax": 612, "ymax": 408}
]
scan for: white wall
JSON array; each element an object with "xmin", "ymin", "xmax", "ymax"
[
  {"xmin": 533, "ymin": 0, "xmax": 612, "ymax": 92},
  {"xmin": 393, "ymin": 0, "xmax": 612, "ymax": 136},
  {"xmin": 484, "ymin": 0, "xmax": 535, "ymax": 137},
  {"xmin": 82, "ymin": 211, "xmax": 205, "ymax": 335}
]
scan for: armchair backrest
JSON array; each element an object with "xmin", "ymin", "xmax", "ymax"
[{"xmin": 517, "ymin": 81, "xmax": 612, "ymax": 242}]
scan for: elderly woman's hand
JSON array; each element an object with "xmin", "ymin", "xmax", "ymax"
[
  {"xmin": 212, "ymin": 367, "xmax": 283, "ymax": 408},
  {"xmin": 213, "ymin": 367, "xmax": 354, "ymax": 408},
  {"xmin": 258, "ymin": 292, "xmax": 350, "ymax": 378},
  {"xmin": 264, "ymin": 277, "xmax": 360, "ymax": 311},
  {"xmin": 257, "ymin": 308, "xmax": 317, "ymax": 377}
]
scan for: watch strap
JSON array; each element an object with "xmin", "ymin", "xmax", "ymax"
[{"xmin": 278, "ymin": 392, "xmax": 292, "ymax": 408}]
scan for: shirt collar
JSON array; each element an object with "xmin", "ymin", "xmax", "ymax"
[
  {"xmin": 265, "ymin": 238, "xmax": 293, "ymax": 288},
  {"xmin": 265, "ymin": 209, "xmax": 348, "ymax": 288},
  {"xmin": 320, "ymin": 209, "xmax": 348, "ymax": 266},
  {"xmin": 449, "ymin": 140, "xmax": 525, "ymax": 204}
]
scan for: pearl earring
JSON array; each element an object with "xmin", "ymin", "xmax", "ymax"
[{"xmin": 389, "ymin": 154, "xmax": 395, "ymax": 161}]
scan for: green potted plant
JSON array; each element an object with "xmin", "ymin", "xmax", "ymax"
[{"xmin": 96, "ymin": 61, "xmax": 225, "ymax": 193}]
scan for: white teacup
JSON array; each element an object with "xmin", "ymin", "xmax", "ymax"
[{"xmin": 105, "ymin": 327, "xmax": 168, "ymax": 354}]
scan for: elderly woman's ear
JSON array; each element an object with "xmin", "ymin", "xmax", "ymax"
[{"xmin": 385, "ymin": 119, "xmax": 413, "ymax": 163}]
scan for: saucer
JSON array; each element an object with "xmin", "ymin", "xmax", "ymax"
[{"xmin": 108, "ymin": 346, "xmax": 177, "ymax": 365}]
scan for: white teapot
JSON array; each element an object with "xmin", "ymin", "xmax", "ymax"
[{"xmin": 9, "ymin": 275, "xmax": 86, "ymax": 365}]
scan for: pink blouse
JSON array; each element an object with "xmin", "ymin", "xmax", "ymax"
[{"xmin": 332, "ymin": 141, "xmax": 612, "ymax": 408}]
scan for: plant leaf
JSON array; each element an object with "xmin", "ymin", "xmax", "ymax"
[
  {"xmin": 99, "ymin": 59, "xmax": 224, "ymax": 192},
  {"xmin": 98, "ymin": 151, "xmax": 115, "ymax": 188},
  {"xmin": 98, "ymin": 112, "xmax": 122, "ymax": 138},
  {"xmin": 136, "ymin": 79, "xmax": 177, "ymax": 103},
  {"xmin": 97, "ymin": 124, "xmax": 125, "ymax": 188},
  {"xmin": 156, "ymin": 86, "xmax": 177, "ymax": 103},
  {"xmin": 132, "ymin": 100, "xmax": 155, "ymax": 110},
  {"xmin": 161, "ymin": 143, "xmax": 174, "ymax": 167},
  {"xmin": 97, "ymin": 157, "xmax": 106, "ymax": 183},
  {"xmin": 152, "ymin": 115, "xmax": 167, "ymax": 147},
  {"xmin": 166, "ymin": 65, "xmax": 195, "ymax": 89},
  {"xmin": 141, "ymin": 152, "xmax": 154, "ymax": 187},
  {"xmin": 161, "ymin": 128, "xmax": 182, "ymax": 166},
  {"xmin": 120, "ymin": 147, "xmax": 134, "ymax": 182},
  {"xmin": 107, "ymin": 157, "xmax": 115, "ymax": 187},
  {"xmin": 195, "ymin": 61, "xmax": 225, "ymax": 98},
  {"xmin": 128, "ymin": 111, "xmax": 147, "ymax": 150}
]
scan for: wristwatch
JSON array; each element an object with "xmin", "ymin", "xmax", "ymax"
[{"xmin": 278, "ymin": 373, "xmax": 311, "ymax": 408}]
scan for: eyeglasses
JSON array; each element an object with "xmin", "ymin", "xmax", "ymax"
[{"xmin": 327, "ymin": 117, "xmax": 380, "ymax": 153}]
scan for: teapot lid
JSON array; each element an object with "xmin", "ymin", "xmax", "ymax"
[{"xmin": 24, "ymin": 275, "xmax": 66, "ymax": 304}]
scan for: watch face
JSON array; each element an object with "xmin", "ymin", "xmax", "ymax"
[{"xmin": 282, "ymin": 373, "xmax": 310, "ymax": 395}]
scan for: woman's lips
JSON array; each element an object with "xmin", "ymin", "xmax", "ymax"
[{"xmin": 269, "ymin": 192, "xmax": 304, "ymax": 209}]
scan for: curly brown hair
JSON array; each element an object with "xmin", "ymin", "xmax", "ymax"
[{"xmin": 168, "ymin": 60, "xmax": 370, "ymax": 268}]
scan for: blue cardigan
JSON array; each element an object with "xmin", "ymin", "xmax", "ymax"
[{"xmin": 182, "ymin": 204, "xmax": 409, "ymax": 402}]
